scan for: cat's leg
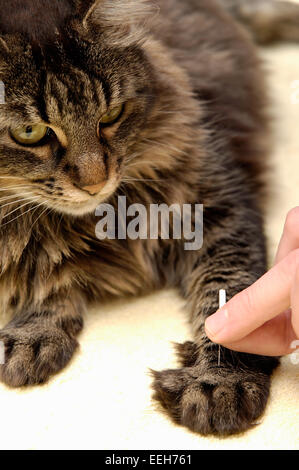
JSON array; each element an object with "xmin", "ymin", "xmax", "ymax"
[
  {"xmin": 152, "ymin": 205, "xmax": 279, "ymax": 436},
  {"xmin": 0, "ymin": 292, "xmax": 85, "ymax": 387},
  {"xmin": 219, "ymin": 0, "xmax": 299, "ymax": 43}
]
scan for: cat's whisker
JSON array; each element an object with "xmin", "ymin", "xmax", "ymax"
[
  {"xmin": 117, "ymin": 183, "xmax": 130, "ymax": 198},
  {"xmin": 0, "ymin": 195, "xmax": 40, "ymax": 212},
  {"xmin": 31, "ymin": 205, "xmax": 52, "ymax": 230},
  {"xmin": 28, "ymin": 200, "xmax": 49, "ymax": 226},
  {"xmin": 125, "ymin": 152, "xmax": 141, "ymax": 162},
  {"xmin": 0, "ymin": 192, "xmax": 34, "ymax": 204},
  {"xmin": 0, "ymin": 186, "xmax": 31, "ymax": 192},
  {"xmin": 0, "ymin": 200, "xmax": 44, "ymax": 228},
  {"xmin": 0, "ymin": 176, "xmax": 25, "ymax": 180},
  {"xmin": 2, "ymin": 196, "xmax": 41, "ymax": 219},
  {"xmin": 56, "ymin": 212, "xmax": 64, "ymax": 234}
]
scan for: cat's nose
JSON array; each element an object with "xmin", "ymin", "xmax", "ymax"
[{"xmin": 81, "ymin": 181, "xmax": 107, "ymax": 195}]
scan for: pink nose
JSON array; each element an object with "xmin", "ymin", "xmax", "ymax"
[{"xmin": 82, "ymin": 181, "xmax": 107, "ymax": 195}]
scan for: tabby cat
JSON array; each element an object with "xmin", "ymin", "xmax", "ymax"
[{"xmin": 0, "ymin": 0, "xmax": 298, "ymax": 436}]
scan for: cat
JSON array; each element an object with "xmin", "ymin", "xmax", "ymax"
[{"xmin": 0, "ymin": 0, "xmax": 298, "ymax": 436}]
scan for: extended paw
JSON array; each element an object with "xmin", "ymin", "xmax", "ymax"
[
  {"xmin": 0, "ymin": 324, "xmax": 78, "ymax": 387},
  {"xmin": 152, "ymin": 365, "xmax": 271, "ymax": 436}
]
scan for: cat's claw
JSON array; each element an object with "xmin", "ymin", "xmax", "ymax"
[
  {"xmin": 0, "ymin": 325, "xmax": 78, "ymax": 387},
  {"xmin": 152, "ymin": 365, "xmax": 270, "ymax": 436}
]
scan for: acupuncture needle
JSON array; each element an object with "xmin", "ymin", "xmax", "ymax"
[{"xmin": 218, "ymin": 289, "xmax": 226, "ymax": 367}]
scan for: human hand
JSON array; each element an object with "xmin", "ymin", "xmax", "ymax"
[{"xmin": 205, "ymin": 207, "xmax": 299, "ymax": 356}]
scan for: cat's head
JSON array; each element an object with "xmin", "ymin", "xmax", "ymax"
[{"xmin": 0, "ymin": 0, "xmax": 198, "ymax": 217}]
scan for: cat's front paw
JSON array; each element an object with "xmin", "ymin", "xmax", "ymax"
[
  {"xmin": 0, "ymin": 325, "xmax": 78, "ymax": 387},
  {"xmin": 152, "ymin": 365, "xmax": 271, "ymax": 436}
]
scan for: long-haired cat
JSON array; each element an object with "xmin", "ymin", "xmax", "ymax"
[{"xmin": 0, "ymin": 0, "xmax": 298, "ymax": 436}]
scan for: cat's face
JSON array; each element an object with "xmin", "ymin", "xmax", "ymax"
[
  {"xmin": 0, "ymin": 21, "xmax": 158, "ymax": 216},
  {"xmin": 0, "ymin": 0, "xmax": 198, "ymax": 218}
]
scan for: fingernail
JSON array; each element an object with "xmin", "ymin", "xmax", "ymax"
[{"xmin": 205, "ymin": 308, "xmax": 229, "ymax": 338}]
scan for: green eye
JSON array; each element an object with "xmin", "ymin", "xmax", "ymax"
[
  {"xmin": 10, "ymin": 124, "xmax": 48, "ymax": 145},
  {"xmin": 100, "ymin": 105, "xmax": 123, "ymax": 125}
]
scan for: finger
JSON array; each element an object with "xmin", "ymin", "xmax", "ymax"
[
  {"xmin": 219, "ymin": 310, "xmax": 297, "ymax": 356},
  {"xmin": 291, "ymin": 264, "xmax": 299, "ymax": 338},
  {"xmin": 205, "ymin": 249, "xmax": 299, "ymax": 343},
  {"xmin": 275, "ymin": 207, "xmax": 299, "ymax": 264}
]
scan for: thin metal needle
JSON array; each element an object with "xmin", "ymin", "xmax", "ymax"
[{"xmin": 218, "ymin": 289, "xmax": 227, "ymax": 366}]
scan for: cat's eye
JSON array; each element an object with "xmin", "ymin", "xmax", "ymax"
[
  {"xmin": 100, "ymin": 104, "xmax": 124, "ymax": 126},
  {"xmin": 10, "ymin": 124, "xmax": 49, "ymax": 145}
]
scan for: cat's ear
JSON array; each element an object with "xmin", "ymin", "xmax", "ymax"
[{"xmin": 81, "ymin": 0, "xmax": 156, "ymax": 47}]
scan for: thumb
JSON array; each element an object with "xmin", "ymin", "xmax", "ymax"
[{"xmin": 205, "ymin": 250, "xmax": 299, "ymax": 344}]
